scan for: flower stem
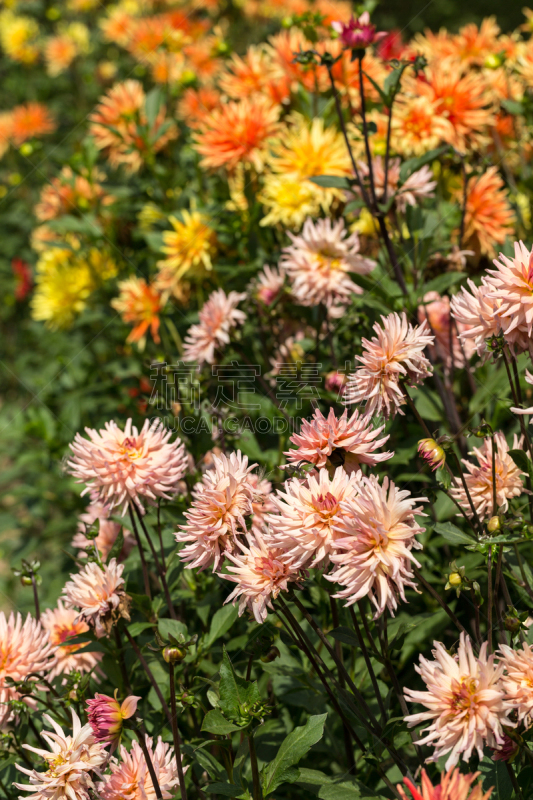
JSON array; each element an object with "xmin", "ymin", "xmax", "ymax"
[
  {"xmin": 487, "ymin": 546, "xmax": 493, "ymax": 655},
  {"xmin": 168, "ymin": 662, "xmax": 188, "ymax": 800},
  {"xmin": 123, "ymin": 626, "xmax": 173, "ymax": 726},
  {"xmin": 128, "ymin": 504, "xmax": 152, "ymax": 600},
  {"xmin": 412, "ymin": 567, "xmax": 468, "ymax": 636},
  {"xmin": 348, "ymin": 605, "xmax": 387, "ymax": 724},
  {"xmin": 134, "ymin": 727, "xmax": 163, "ymax": 800},
  {"xmin": 248, "ymin": 733, "xmax": 262, "ymax": 800},
  {"xmin": 134, "ymin": 504, "xmax": 178, "ymax": 620}
]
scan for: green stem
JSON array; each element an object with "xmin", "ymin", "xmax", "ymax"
[
  {"xmin": 248, "ymin": 733, "xmax": 262, "ymax": 800},
  {"xmin": 168, "ymin": 662, "xmax": 188, "ymax": 800}
]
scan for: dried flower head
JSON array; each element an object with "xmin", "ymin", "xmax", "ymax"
[{"xmin": 62, "ymin": 559, "xmax": 130, "ymax": 638}]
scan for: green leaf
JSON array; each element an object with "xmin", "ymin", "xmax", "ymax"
[
  {"xmin": 204, "ymin": 605, "xmax": 239, "ymax": 648},
  {"xmin": 218, "ymin": 648, "xmax": 261, "ymax": 723},
  {"xmin": 399, "ymin": 145, "xmax": 449, "ymax": 184},
  {"xmin": 501, "ymin": 98, "xmax": 523, "ymax": 115},
  {"xmin": 158, "ymin": 618, "xmax": 188, "ymax": 642},
  {"xmin": 329, "ymin": 626, "xmax": 359, "ymax": 647},
  {"xmin": 509, "ymin": 449, "xmax": 531, "ymax": 475},
  {"xmin": 127, "ymin": 621, "xmax": 154, "ymax": 637},
  {"xmin": 422, "ymin": 272, "xmax": 465, "ymax": 296},
  {"xmin": 106, "ymin": 528, "xmax": 124, "ymax": 564},
  {"xmin": 261, "ymin": 713, "xmax": 327, "ymax": 796},
  {"xmin": 479, "ymin": 760, "xmax": 514, "ymax": 800},
  {"xmin": 129, "ymin": 592, "xmax": 153, "ymax": 618},
  {"xmin": 297, "ymin": 768, "xmax": 334, "ymax": 786},
  {"xmin": 309, "ymin": 175, "xmax": 350, "ymax": 189},
  {"xmin": 319, "ymin": 784, "xmax": 361, "ymax": 799},
  {"xmin": 436, "ymin": 466, "xmax": 451, "ymax": 490},
  {"xmin": 202, "ymin": 709, "xmax": 242, "ymax": 735},
  {"xmin": 145, "ymin": 87, "xmax": 162, "ymax": 129},
  {"xmin": 204, "ymin": 783, "xmax": 244, "ymax": 797},
  {"xmin": 434, "ymin": 521, "xmax": 477, "ymax": 546}
]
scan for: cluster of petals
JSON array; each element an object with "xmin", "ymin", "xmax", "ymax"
[
  {"xmin": 0, "ymin": 611, "xmax": 55, "ymax": 729},
  {"xmin": 450, "ymin": 278, "xmax": 506, "ymax": 359},
  {"xmin": 404, "ymin": 634, "xmax": 513, "ymax": 769},
  {"xmin": 183, "ymin": 289, "xmax": 246, "ymax": 365},
  {"xmin": 176, "ymin": 451, "xmax": 256, "ymax": 571},
  {"xmin": 62, "ymin": 558, "xmax": 129, "ymax": 638},
  {"xmin": 284, "ymin": 407, "xmax": 392, "ymax": 474},
  {"xmin": 98, "ymin": 734, "xmax": 184, "ymax": 800},
  {"xmin": 255, "ymin": 264, "xmax": 285, "ymax": 306},
  {"xmin": 356, "ymin": 157, "xmax": 436, "ymax": 214},
  {"xmin": 247, "ymin": 472, "xmax": 277, "ymax": 536},
  {"xmin": 41, "ymin": 599, "xmax": 102, "ymax": 680},
  {"xmin": 280, "ymin": 217, "xmax": 375, "ymax": 315},
  {"xmin": 221, "ymin": 530, "xmax": 304, "ymax": 623},
  {"xmin": 15, "ymin": 710, "xmax": 107, "ymax": 800},
  {"xmin": 326, "ymin": 475, "xmax": 425, "ymax": 617},
  {"xmin": 498, "ymin": 642, "xmax": 533, "ymax": 726},
  {"xmin": 344, "ymin": 312, "xmax": 434, "ymax": 418},
  {"xmin": 449, "ymin": 432, "xmax": 524, "ymax": 521},
  {"xmin": 87, "ymin": 692, "xmax": 140, "ymax": 748},
  {"xmin": 332, "ymin": 12, "xmax": 386, "ymax": 50},
  {"xmin": 417, "ymin": 291, "xmax": 475, "ymax": 370},
  {"xmin": 462, "ymin": 167, "xmax": 515, "ymax": 258},
  {"xmin": 68, "ymin": 418, "xmax": 189, "ymax": 515},
  {"xmin": 72, "ymin": 493, "xmax": 134, "ymax": 560},
  {"xmin": 111, "ymin": 277, "xmax": 163, "ymax": 347},
  {"xmin": 398, "ymin": 767, "xmax": 492, "ymax": 800},
  {"xmin": 267, "ymin": 467, "xmax": 361, "ymax": 567}
]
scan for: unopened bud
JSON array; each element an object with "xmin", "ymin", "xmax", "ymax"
[
  {"xmin": 448, "ymin": 572, "xmax": 462, "ymax": 587},
  {"xmin": 487, "ymin": 516, "xmax": 501, "ymax": 533},
  {"xmin": 504, "ymin": 614, "xmax": 521, "ymax": 634},
  {"xmin": 260, "ymin": 647, "xmax": 280, "ymax": 664},
  {"xmin": 20, "ymin": 576, "xmax": 33, "ymax": 587},
  {"xmin": 418, "ymin": 438, "xmax": 445, "ymax": 471},
  {"xmin": 163, "ymin": 646, "xmax": 186, "ymax": 664}
]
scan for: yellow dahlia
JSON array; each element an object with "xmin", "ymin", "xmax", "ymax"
[{"xmin": 156, "ymin": 210, "xmax": 217, "ymax": 294}]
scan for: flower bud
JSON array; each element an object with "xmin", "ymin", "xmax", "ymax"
[
  {"xmin": 87, "ymin": 692, "xmax": 140, "ymax": 749},
  {"xmin": 163, "ymin": 645, "xmax": 187, "ymax": 664},
  {"xmin": 417, "ymin": 438, "xmax": 445, "ymax": 471},
  {"xmin": 504, "ymin": 613, "xmax": 521, "ymax": 634},
  {"xmin": 20, "ymin": 576, "xmax": 33, "ymax": 587},
  {"xmin": 448, "ymin": 572, "xmax": 462, "ymax": 588},
  {"xmin": 260, "ymin": 647, "xmax": 280, "ymax": 664},
  {"xmin": 487, "ymin": 516, "xmax": 501, "ymax": 533}
]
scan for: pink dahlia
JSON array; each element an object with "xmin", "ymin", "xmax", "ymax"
[
  {"xmin": 284, "ymin": 407, "xmax": 392, "ymax": 475},
  {"xmin": 221, "ymin": 530, "xmax": 303, "ymax": 623},
  {"xmin": 183, "ymin": 289, "xmax": 246, "ymax": 365},
  {"xmin": 68, "ymin": 418, "xmax": 189, "ymax": 515},
  {"xmin": 267, "ymin": 466, "xmax": 361, "ymax": 568},
  {"xmin": 332, "ymin": 12, "xmax": 386, "ymax": 50},
  {"xmin": 87, "ymin": 692, "xmax": 140, "ymax": 748},
  {"xmin": 325, "ymin": 475, "xmax": 425, "ymax": 617},
  {"xmin": 356, "ymin": 157, "xmax": 436, "ymax": 214},
  {"xmin": 247, "ymin": 472, "xmax": 277, "ymax": 536},
  {"xmin": 449, "ymin": 432, "xmax": 525, "ymax": 521},
  {"xmin": 0, "ymin": 612, "xmax": 55, "ymax": 729},
  {"xmin": 62, "ymin": 558, "xmax": 130, "ymax": 638},
  {"xmin": 15, "ymin": 710, "xmax": 107, "ymax": 800},
  {"xmin": 256, "ymin": 264, "xmax": 285, "ymax": 305},
  {"xmin": 176, "ymin": 450, "xmax": 256, "ymax": 571},
  {"xmin": 499, "ymin": 642, "xmax": 533, "ymax": 726},
  {"xmin": 344, "ymin": 312, "xmax": 434, "ymax": 418},
  {"xmin": 398, "ymin": 767, "xmax": 492, "ymax": 800},
  {"xmin": 486, "ymin": 241, "xmax": 533, "ymax": 347},
  {"xmin": 405, "ymin": 634, "xmax": 512, "ymax": 769},
  {"xmin": 418, "ymin": 291, "xmax": 475, "ymax": 369},
  {"xmin": 72, "ymin": 493, "xmax": 135, "ymax": 560},
  {"xmin": 450, "ymin": 278, "xmax": 508, "ymax": 360},
  {"xmin": 280, "ymin": 217, "xmax": 375, "ymax": 316},
  {"xmin": 41, "ymin": 600, "xmax": 102, "ymax": 680},
  {"xmin": 98, "ymin": 735, "xmax": 185, "ymax": 800}
]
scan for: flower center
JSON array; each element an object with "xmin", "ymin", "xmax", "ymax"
[
  {"xmin": 121, "ymin": 437, "xmax": 142, "ymax": 460},
  {"xmin": 255, "ymin": 555, "xmax": 287, "ymax": 582},
  {"xmin": 450, "ymin": 677, "xmax": 478, "ymax": 715},
  {"xmin": 312, "ymin": 491, "xmax": 338, "ymax": 516}
]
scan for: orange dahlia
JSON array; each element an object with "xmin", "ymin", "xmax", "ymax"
[
  {"xmin": 448, "ymin": 18, "xmax": 501, "ymax": 66},
  {"xmin": 111, "ymin": 277, "xmax": 163, "ymax": 347},
  {"xmin": 35, "ymin": 166, "xmax": 110, "ymax": 222},
  {"xmin": 267, "ymin": 28, "xmax": 325, "ymax": 95},
  {"xmin": 462, "ymin": 167, "xmax": 515, "ymax": 258},
  {"xmin": 10, "ymin": 103, "xmax": 56, "ymax": 146},
  {"xmin": 393, "ymin": 96, "xmax": 453, "ymax": 157},
  {"xmin": 219, "ymin": 45, "xmax": 291, "ymax": 105},
  {"xmin": 177, "ymin": 87, "xmax": 220, "ymax": 129},
  {"xmin": 193, "ymin": 96, "xmax": 280, "ymax": 172}
]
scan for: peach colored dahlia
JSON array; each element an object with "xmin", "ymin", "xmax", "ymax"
[
  {"xmin": 0, "ymin": 611, "xmax": 55, "ymax": 728},
  {"xmin": 15, "ymin": 710, "xmax": 107, "ymax": 800},
  {"xmin": 344, "ymin": 312, "xmax": 434, "ymax": 418},
  {"xmin": 72, "ymin": 493, "xmax": 134, "ymax": 561},
  {"xmin": 68, "ymin": 418, "xmax": 189, "ymax": 515},
  {"xmin": 418, "ymin": 291, "xmax": 475, "ymax": 370},
  {"xmin": 486, "ymin": 241, "xmax": 533, "ymax": 344},
  {"xmin": 98, "ymin": 735, "xmax": 184, "ymax": 800},
  {"xmin": 326, "ymin": 475, "xmax": 425, "ymax": 617},
  {"xmin": 62, "ymin": 558, "xmax": 130, "ymax": 638},
  {"xmin": 449, "ymin": 432, "xmax": 525, "ymax": 521},
  {"xmin": 183, "ymin": 289, "xmax": 247, "ymax": 365},
  {"xmin": 450, "ymin": 279, "xmax": 505, "ymax": 360},
  {"xmin": 41, "ymin": 600, "xmax": 102, "ymax": 680},
  {"xmin": 221, "ymin": 530, "xmax": 303, "ymax": 623},
  {"xmin": 176, "ymin": 451, "xmax": 256, "ymax": 571},
  {"xmin": 499, "ymin": 643, "xmax": 533, "ymax": 725},
  {"xmin": 284, "ymin": 407, "xmax": 392, "ymax": 475},
  {"xmin": 267, "ymin": 466, "xmax": 361, "ymax": 568},
  {"xmin": 398, "ymin": 767, "xmax": 493, "ymax": 800},
  {"xmin": 356, "ymin": 157, "xmax": 436, "ymax": 213},
  {"xmin": 462, "ymin": 168, "xmax": 515, "ymax": 259},
  {"xmin": 247, "ymin": 472, "xmax": 277, "ymax": 536},
  {"xmin": 405, "ymin": 634, "xmax": 512, "ymax": 769},
  {"xmin": 255, "ymin": 264, "xmax": 285, "ymax": 306},
  {"xmin": 280, "ymin": 217, "xmax": 375, "ymax": 315}
]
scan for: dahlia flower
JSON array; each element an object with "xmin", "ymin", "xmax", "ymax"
[
  {"xmin": 486, "ymin": 241, "xmax": 533, "ymax": 343},
  {"xmin": 404, "ymin": 634, "xmax": 512, "ymax": 769},
  {"xmin": 183, "ymin": 289, "xmax": 247, "ymax": 365},
  {"xmin": 499, "ymin": 643, "xmax": 533, "ymax": 725},
  {"xmin": 156, "ymin": 210, "xmax": 217, "ymax": 292},
  {"xmin": 344, "ymin": 312, "xmax": 434, "ymax": 418},
  {"xmin": 87, "ymin": 692, "xmax": 140, "ymax": 748},
  {"xmin": 356, "ymin": 157, "xmax": 436, "ymax": 213},
  {"xmin": 267, "ymin": 467, "xmax": 361, "ymax": 568},
  {"xmin": 41, "ymin": 600, "xmax": 102, "ymax": 680},
  {"xmin": 111, "ymin": 278, "xmax": 163, "ymax": 347},
  {"xmin": 393, "ymin": 96, "xmax": 454, "ymax": 157},
  {"xmin": 280, "ymin": 217, "xmax": 375, "ymax": 314},
  {"xmin": 218, "ymin": 45, "xmax": 290, "ymax": 104},
  {"xmin": 221, "ymin": 530, "xmax": 303, "ymax": 623},
  {"xmin": 72, "ymin": 494, "xmax": 134, "ymax": 560},
  {"xmin": 15, "ymin": 710, "xmax": 107, "ymax": 800},
  {"xmin": 462, "ymin": 168, "xmax": 515, "ymax": 258},
  {"xmin": 176, "ymin": 451, "xmax": 256, "ymax": 571},
  {"xmin": 325, "ymin": 371, "xmax": 347, "ymax": 396},
  {"xmin": 258, "ymin": 174, "xmax": 322, "ymax": 229},
  {"xmin": 449, "ymin": 433, "xmax": 525, "ymax": 520},
  {"xmin": 398, "ymin": 768, "xmax": 492, "ymax": 800},
  {"xmin": 98, "ymin": 735, "xmax": 184, "ymax": 800},
  {"xmin": 332, "ymin": 12, "xmax": 386, "ymax": 50},
  {"xmin": 62, "ymin": 559, "xmax": 130, "ymax": 638},
  {"xmin": 0, "ymin": 612, "xmax": 55, "ymax": 728},
  {"xmin": 450, "ymin": 278, "xmax": 504, "ymax": 359},
  {"xmin": 326, "ymin": 475, "xmax": 425, "ymax": 617},
  {"xmin": 193, "ymin": 96, "xmax": 280, "ymax": 172},
  {"xmin": 418, "ymin": 291, "xmax": 475, "ymax": 369},
  {"xmin": 247, "ymin": 472, "xmax": 277, "ymax": 536},
  {"xmin": 10, "ymin": 102, "xmax": 56, "ymax": 145},
  {"xmin": 284, "ymin": 407, "xmax": 392, "ymax": 474},
  {"xmin": 256, "ymin": 264, "xmax": 285, "ymax": 305},
  {"xmin": 67, "ymin": 418, "xmax": 189, "ymax": 515},
  {"xmin": 35, "ymin": 166, "xmax": 109, "ymax": 223}
]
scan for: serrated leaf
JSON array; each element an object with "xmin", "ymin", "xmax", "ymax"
[
  {"xmin": 309, "ymin": 175, "xmax": 350, "ymax": 189},
  {"xmin": 202, "ymin": 709, "xmax": 242, "ymax": 735},
  {"xmin": 319, "ymin": 784, "xmax": 361, "ymax": 799},
  {"xmin": 422, "ymin": 272, "xmax": 465, "ymax": 296},
  {"xmin": 218, "ymin": 648, "xmax": 261, "ymax": 723},
  {"xmin": 261, "ymin": 713, "xmax": 327, "ymax": 796},
  {"xmin": 434, "ymin": 522, "xmax": 477, "ymax": 545},
  {"xmin": 436, "ymin": 466, "xmax": 451, "ymax": 490}
]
